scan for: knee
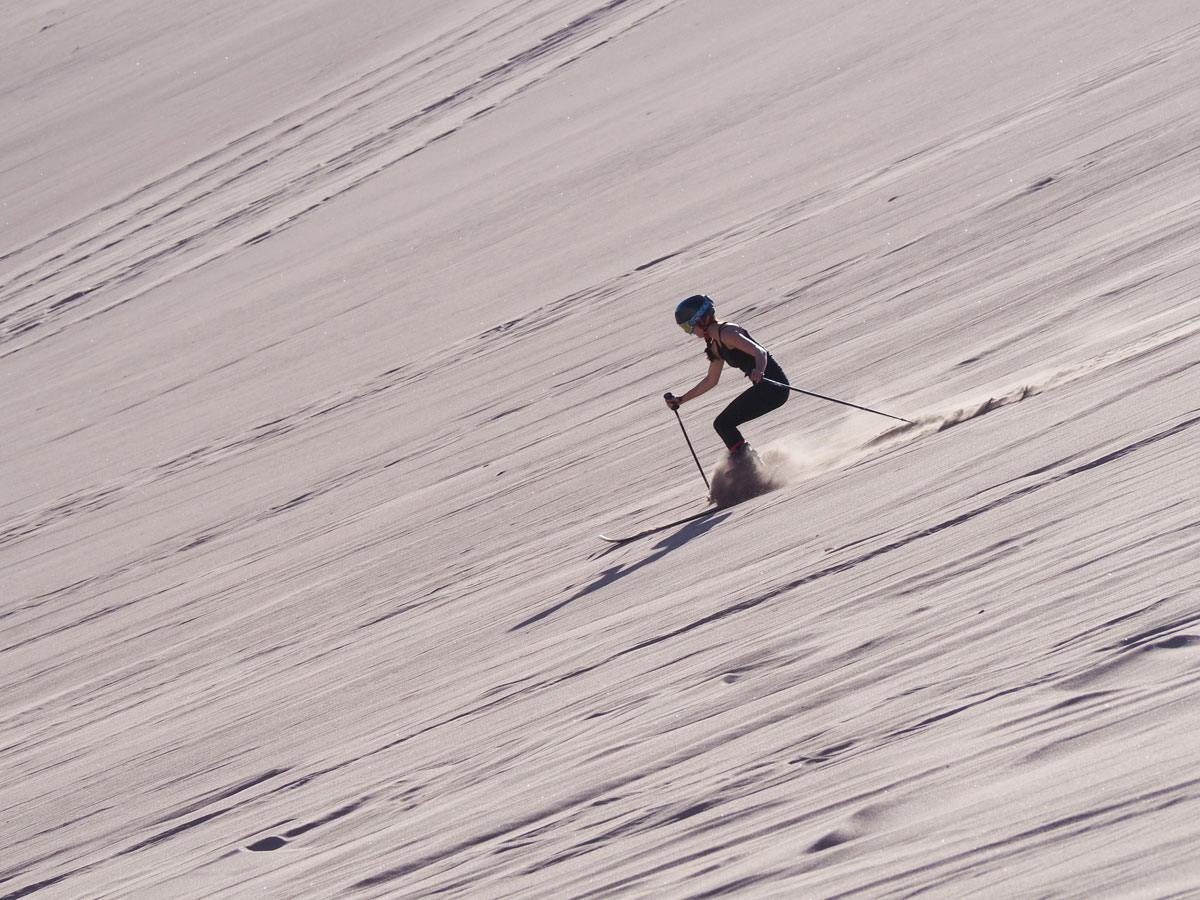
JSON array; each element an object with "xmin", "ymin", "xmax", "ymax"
[{"xmin": 713, "ymin": 413, "xmax": 738, "ymax": 445}]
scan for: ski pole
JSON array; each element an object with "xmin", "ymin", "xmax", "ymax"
[
  {"xmin": 664, "ymin": 393, "xmax": 710, "ymax": 490},
  {"xmin": 761, "ymin": 378, "xmax": 915, "ymax": 426}
]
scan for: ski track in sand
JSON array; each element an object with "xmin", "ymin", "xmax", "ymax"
[
  {"xmin": 0, "ymin": 0, "xmax": 683, "ymax": 357},
  {"xmin": 4, "ymin": 1, "xmax": 1200, "ymax": 899}
]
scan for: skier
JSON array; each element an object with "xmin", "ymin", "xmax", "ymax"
[{"xmin": 665, "ymin": 294, "xmax": 789, "ymax": 462}]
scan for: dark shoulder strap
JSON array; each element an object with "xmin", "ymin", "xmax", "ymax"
[{"xmin": 714, "ymin": 322, "xmax": 728, "ymax": 350}]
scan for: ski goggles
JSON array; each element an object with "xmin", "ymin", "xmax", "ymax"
[{"xmin": 679, "ymin": 309, "xmax": 707, "ymax": 334}]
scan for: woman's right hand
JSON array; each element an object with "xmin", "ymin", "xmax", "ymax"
[{"xmin": 664, "ymin": 393, "xmax": 681, "ymax": 411}]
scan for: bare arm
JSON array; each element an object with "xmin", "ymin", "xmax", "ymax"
[
  {"xmin": 721, "ymin": 326, "xmax": 769, "ymax": 382},
  {"xmin": 668, "ymin": 355, "xmax": 724, "ymax": 408}
]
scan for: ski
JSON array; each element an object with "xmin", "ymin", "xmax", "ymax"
[{"xmin": 598, "ymin": 507, "xmax": 721, "ymax": 544}]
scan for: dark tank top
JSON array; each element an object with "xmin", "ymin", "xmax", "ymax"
[{"xmin": 706, "ymin": 323, "xmax": 771, "ymax": 376}]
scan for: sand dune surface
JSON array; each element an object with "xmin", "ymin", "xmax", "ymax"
[{"xmin": 4, "ymin": 1, "xmax": 1200, "ymax": 898}]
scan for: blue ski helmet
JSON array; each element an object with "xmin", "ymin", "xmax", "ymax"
[{"xmin": 675, "ymin": 294, "xmax": 714, "ymax": 334}]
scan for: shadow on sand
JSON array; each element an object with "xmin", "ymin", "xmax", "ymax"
[{"xmin": 511, "ymin": 512, "xmax": 730, "ymax": 631}]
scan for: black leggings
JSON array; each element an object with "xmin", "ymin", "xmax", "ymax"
[{"xmin": 714, "ymin": 359, "xmax": 789, "ymax": 449}]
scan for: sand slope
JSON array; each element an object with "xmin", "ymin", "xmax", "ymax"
[{"xmin": 4, "ymin": 1, "xmax": 1200, "ymax": 898}]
